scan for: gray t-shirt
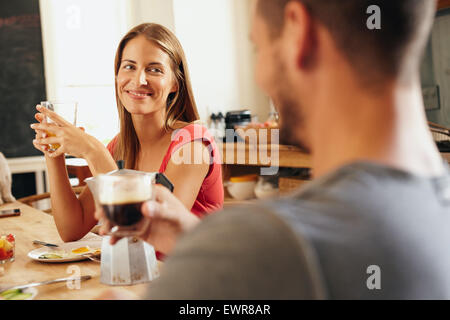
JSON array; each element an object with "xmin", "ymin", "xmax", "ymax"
[{"xmin": 146, "ymin": 161, "xmax": 450, "ymax": 299}]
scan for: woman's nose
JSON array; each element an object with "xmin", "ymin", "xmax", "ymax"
[{"xmin": 139, "ymin": 69, "xmax": 148, "ymax": 86}]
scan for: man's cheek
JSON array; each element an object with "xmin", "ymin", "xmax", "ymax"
[{"xmin": 255, "ymin": 60, "xmax": 272, "ymax": 95}]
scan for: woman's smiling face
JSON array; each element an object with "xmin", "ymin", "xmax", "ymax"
[{"xmin": 117, "ymin": 35, "xmax": 178, "ymax": 116}]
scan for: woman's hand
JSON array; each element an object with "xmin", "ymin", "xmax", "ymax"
[
  {"xmin": 95, "ymin": 185, "xmax": 200, "ymax": 255},
  {"xmin": 31, "ymin": 109, "xmax": 50, "ymax": 154},
  {"xmin": 31, "ymin": 105, "xmax": 93, "ymax": 159}
]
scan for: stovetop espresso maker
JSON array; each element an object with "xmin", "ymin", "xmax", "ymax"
[{"xmin": 85, "ymin": 165, "xmax": 173, "ymax": 286}]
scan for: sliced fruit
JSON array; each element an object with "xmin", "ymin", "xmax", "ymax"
[
  {"xmin": 38, "ymin": 253, "xmax": 63, "ymax": 259},
  {"xmin": 0, "ymin": 289, "xmax": 32, "ymax": 300},
  {"xmin": 9, "ymin": 292, "xmax": 32, "ymax": 300},
  {"xmin": 71, "ymin": 246, "xmax": 90, "ymax": 254},
  {"xmin": 3, "ymin": 240, "xmax": 12, "ymax": 252},
  {"xmin": 0, "ymin": 248, "xmax": 7, "ymax": 260},
  {"xmin": 0, "ymin": 289, "xmax": 21, "ymax": 299},
  {"xmin": 5, "ymin": 250, "xmax": 13, "ymax": 259}
]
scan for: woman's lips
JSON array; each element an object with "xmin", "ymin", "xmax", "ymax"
[{"xmin": 125, "ymin": 90, "xmax": 153, "ymax": 100}]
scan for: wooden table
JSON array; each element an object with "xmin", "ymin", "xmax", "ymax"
[{"xmin": 0, "ymin": 201, "xmax": 158, "ymax": 300}]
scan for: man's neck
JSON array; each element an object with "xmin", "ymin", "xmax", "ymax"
[{"xmin": 308, "ymin": 78, "xmax": 445, "ymax": 179}]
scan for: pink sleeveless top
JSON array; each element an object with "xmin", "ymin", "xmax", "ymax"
[{"xmin": 106, "ymin": 124, "xmax": 224, "ymax": 216}]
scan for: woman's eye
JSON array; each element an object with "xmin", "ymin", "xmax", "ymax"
[
  {"xmin": 123, "ymin": 65, "xmax": 134, "ymax": 70},
  {"xmin": 148, "ymin": 68, "xmax": 162, "ymax": 73}
]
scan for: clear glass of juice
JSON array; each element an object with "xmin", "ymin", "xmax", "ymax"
[{"xmin": 40, "ymin": 101, "xmax": 78, "ymax": 152}]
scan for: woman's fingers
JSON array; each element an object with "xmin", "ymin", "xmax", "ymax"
[
  {"xmin": 34, "ymin": 136, "xmax": 59, "ymax": 146},
  {"xmin": 47, "ymin": 147, "xmax": 65, "ymax": 158},
  {"xmin": 33, "ymin": 135, "xmax": 65, "ymax": 158},
  {"xmin": 30, "ymin": 122, "xmax": 60, "ymax": 134},
  {"xmin": 32, "ymin": 139, "xmax": 48, "ymax": 153},
  {"xmin": 36, "ymin": 105, "xmax": 71, "ymax": 126},
  {"xmin": 34, "ymin": 130, "xmax": 47, "ymax": 139},
  {"xmin": 34, "ymin": 112, "xmax": 46, "ymax": 123}
]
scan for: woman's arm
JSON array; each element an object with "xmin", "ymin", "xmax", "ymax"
[
  {"xmin": 163, "ymin": 140, "xmax": 210, "ymax": 211},
  {"xmin": 43, "ymin": 155, "xmax": 97, "ymax": 241},
  {"xmin": 32, "ymin": 106, "xmax": 117, "ymax": 241}
]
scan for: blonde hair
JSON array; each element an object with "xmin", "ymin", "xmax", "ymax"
[{"xmin": 113, "ymin": 23, "xmax": 199, "ymax": 169}]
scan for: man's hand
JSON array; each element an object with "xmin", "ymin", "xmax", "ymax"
[{"xmin": 95, "ymin": 185, "xmax": 200, "ymax": 255}]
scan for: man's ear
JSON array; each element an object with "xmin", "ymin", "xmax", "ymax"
[{"xmin": 283, "ymin": 1, "xmax": 315, "ymax": 70}]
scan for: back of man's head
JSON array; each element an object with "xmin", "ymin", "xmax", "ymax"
[{"xmin": 257, "ymin": 0, "xmax": 436, "ymax": 83}]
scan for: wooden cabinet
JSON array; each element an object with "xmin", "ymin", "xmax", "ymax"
[{"xmin": 220, "ymin": 143, "xmax": 312, "ymax": 203}]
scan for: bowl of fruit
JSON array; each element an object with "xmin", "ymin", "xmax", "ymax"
[{"xmin": 0, "ymin": 234, "xmax": 15, "ymax": 264}]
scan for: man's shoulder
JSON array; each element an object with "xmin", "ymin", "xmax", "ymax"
[{"xmin": 158, "ymin": 204, "xmax": 327, "ymax": 299}]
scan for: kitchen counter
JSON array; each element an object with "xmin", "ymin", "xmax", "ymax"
[
  {"xmin": 219, "ymin": 142, "xmax": 450, "ymax": 167},
  {"xmin": 218, "ymin": 142, "xmax": 311, "ymax": 168}
]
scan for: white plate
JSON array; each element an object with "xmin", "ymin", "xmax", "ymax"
[
  {"xmin": 28, "ymin": 240, "xmax": 102, "ymax": 263},
  {"xmin": 0, "ymin": 287, "xmax": 38, "ymax": 300}
]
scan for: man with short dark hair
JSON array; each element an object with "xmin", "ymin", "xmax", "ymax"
[{"xmin": 98, "ymin": 0, "xmax": 450, "ymax": 299}]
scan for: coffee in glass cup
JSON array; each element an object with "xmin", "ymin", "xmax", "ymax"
[{"xmin": 97, "ymin": 174, "xmax": 153, "ymax": 237}]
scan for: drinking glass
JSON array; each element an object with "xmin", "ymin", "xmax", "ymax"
[
  {"xmin": 40, "ymin": 101, "xmax": 78, "ymax": 152},
  {"xmin": 95, "ymin": 174, "xmax": 153, "ymax": 237}
]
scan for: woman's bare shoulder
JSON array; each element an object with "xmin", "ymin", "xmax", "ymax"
[{"xmin": 171, "ymin": 120, "xmax": 205, "ymax": 130}]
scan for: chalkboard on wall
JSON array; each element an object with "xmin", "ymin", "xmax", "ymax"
[{"xmin": 0, "ymin": 0, "xmax": 46, "ymax": 158}]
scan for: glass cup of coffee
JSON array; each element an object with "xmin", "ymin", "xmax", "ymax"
[
  {"xmin": 40, "ymin": 101, "xmax": 78, "ymax": 152},
  {"xmin": 96, "ymin": 174, "xmax": 153, "ymax": 237}
]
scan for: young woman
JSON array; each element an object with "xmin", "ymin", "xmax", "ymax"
[{"xmin": 31, "ymin": 23, "xmax": 223, "ymax": 247}]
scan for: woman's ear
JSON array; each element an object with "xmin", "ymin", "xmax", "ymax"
[{"xmin": 170, "ymin": 80, "xmax": 179, "ymax": 93}]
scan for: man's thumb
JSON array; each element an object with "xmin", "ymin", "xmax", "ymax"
[{"xmin": 142, "ymin": 200, "xmax": 162, "ymax": 218}]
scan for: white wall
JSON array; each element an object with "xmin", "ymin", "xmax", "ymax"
[
  {"xmin": 172, "ymin": 0, "xmax": 270, "ymax": 124},
  {"xmin": 230, "ymin": 0, "xmax": 270, "ymax": 122},
  {"xmin": 39, "ymin": 0, "xmax": 128, "ymax": 144},
  {"xmin": 125, "ymin": 0, "xmax": 175, "ymax": 32}
]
